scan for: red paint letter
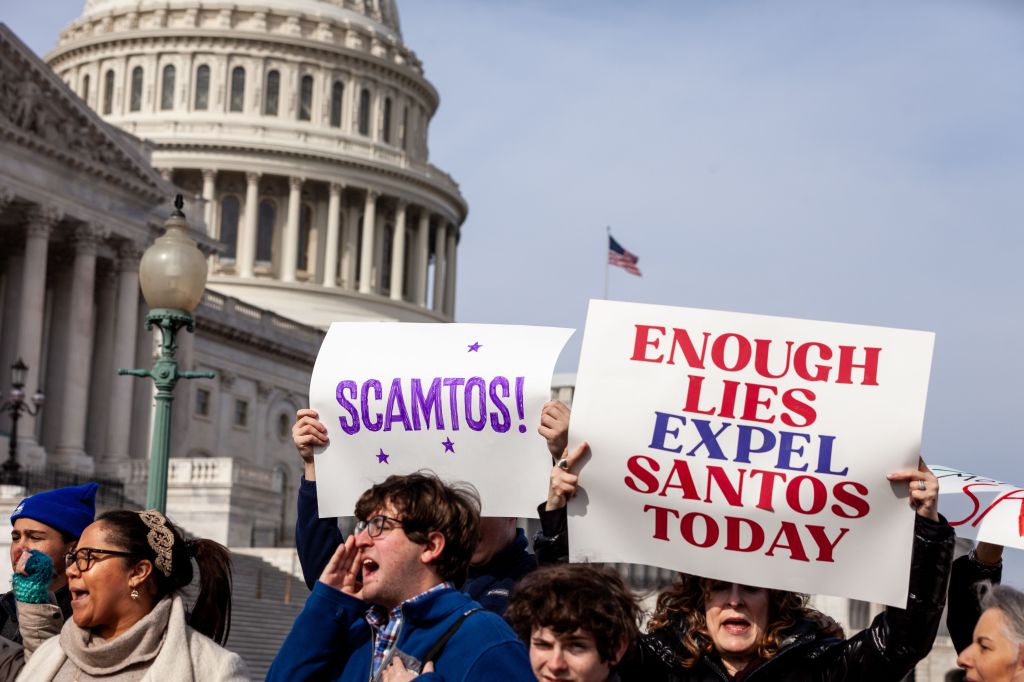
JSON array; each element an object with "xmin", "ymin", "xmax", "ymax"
[{"xmin": 631, "ymin": 325, "xmax": 665, "ymax": 362}]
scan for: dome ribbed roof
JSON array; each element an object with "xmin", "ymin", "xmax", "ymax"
[{"xmin": 80, "ymin": 0, "xmax": 402, "ymax": 37}]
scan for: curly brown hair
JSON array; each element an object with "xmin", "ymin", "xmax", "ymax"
[
  {"xmin": 354, "ymin": 471, "xmax": 480, "ymax": 587},
  {"xmin": 647, "ymin": 574, "xmax": 844, "ymax": 667},
  {"xmin": 506, "ymin": 564, "xmax": 641, "ymax": 663}
]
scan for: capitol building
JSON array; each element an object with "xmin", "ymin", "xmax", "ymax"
[
  {"xmin": 0, "ymin": 0, "xmax": 466, "ymax": 549},
  {"xmin": 0, "ymin": 3, "xmax": 962, "ymax": 678}
]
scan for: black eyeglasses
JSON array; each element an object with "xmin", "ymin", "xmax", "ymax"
[
  {"xmin": 65, "ymin": 547, "xmax": 136, "ymax": 572},
  {"xmin": 354, "ymin": 515, "xmax": 407, "ymax": 538}
]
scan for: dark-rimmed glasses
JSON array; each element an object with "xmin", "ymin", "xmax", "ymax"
[
  {"xmin": 65, "ymin": 547, "xmax": 136, "ymax": 572},
  {"xmin": 354, "ymin": 515, "xmax": 406, "ymax": 538}
]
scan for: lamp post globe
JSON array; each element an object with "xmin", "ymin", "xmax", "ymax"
[{"xmin": 139, "ymin": 196, "xmax": 208, "ymax": 312}]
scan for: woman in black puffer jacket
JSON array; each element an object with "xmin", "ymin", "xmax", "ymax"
[{"xmin": 626, "ymin": 511, "xmax": 954, "ymax": 681}]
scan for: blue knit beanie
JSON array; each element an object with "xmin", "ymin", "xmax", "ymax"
[{"xmin": 10, "ymin": 482, "xmax": 99, "ymax": 539}]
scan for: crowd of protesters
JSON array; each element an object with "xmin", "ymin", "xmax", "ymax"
[{"xmin": 1, "ymin": 400, "xmax": 1020, "ymax": 681}]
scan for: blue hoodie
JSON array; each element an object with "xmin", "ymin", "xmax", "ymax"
[{"xmin": 266, "ymin": 582, "xmax": 534, "ymax": 681}]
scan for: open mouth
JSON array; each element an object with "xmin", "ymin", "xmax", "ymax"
[
  {"xmin": 70, "ymin": 589, "xmax": 89, "ymax": 608},
  {"xmin": 722, "ymin": 617, "xmax": 750, "ymax": 634},
  {"xmin": 362, "ymin": 558, "xmax": 379, "ymax": 578}
]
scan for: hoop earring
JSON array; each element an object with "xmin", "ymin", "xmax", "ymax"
[{"xmin": 130, "ymin": 588, "xmax": 140, "ymax": 601}]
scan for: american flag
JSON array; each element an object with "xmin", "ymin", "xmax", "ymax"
[{"xmin": 608, "ymin": 235, "xmax": 642, "ymax": 276}]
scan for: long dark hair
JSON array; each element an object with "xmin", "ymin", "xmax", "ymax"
[
  {"xmin": 647, "ymin": 574, "xmax": 844, "ymax": 667},
  {"xmin": 97, "ymin": 510, "xmax": 233, "ymax": 645}
]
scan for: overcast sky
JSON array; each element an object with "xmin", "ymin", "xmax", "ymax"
[{"xmin": 6, "ymin": 1, "xmax": 1023, "ymax": 579}]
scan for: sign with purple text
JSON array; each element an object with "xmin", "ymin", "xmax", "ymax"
[
  {"xmin": 933, "ymin": 465, "xmax": 1024, "ymax": 551},
  {"xmin": 567, "ymin": 300, "xmax": 934, "ymax": 607},
  {"xmin": 310, "ymin": 323, "xmax": 573, "ymax": 518}
]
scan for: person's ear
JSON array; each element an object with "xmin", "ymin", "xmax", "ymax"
[
  {"xmin": 419, "ymin": 531, "xmax": 445, "ymax": 566},
  {"xmin": 610, "ymin": 637, "xmax": 629, "ymax": 666},
  {"xmin": 128, "ymin": 558, "xmax": 154, "ymax": 589}
]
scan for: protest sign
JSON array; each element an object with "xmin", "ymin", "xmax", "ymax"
[
  {"xmin": 933, "ymin": 464, "xmax": 1024, "ymax": 550},
  {"xmin": 567, "ymin": 300, "xmax": 934, "ymax": 607},
  {"xmin": 309, "ymin": 323, "xmax": 573, "ymax": 518}
]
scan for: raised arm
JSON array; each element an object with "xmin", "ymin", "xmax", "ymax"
[
  {"xmin": 293, "ymin": 408, "xmax": 345, "ymax": 589},
  {"xmin": 534, "ymin": 400, "xmax": 587, "ymax": 565},
  {"xmin": 828, "ymin": 460, "xmax": 954, "ymax": 677},
  {"xmin": 267, "ymin": 537, "xmax": 369, "ymax": 681},
  {"xmin": 947, "ymin": 541, "xmax": 1003, "ymax": 653}
]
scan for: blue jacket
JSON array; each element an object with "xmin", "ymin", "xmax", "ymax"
[
  {"xmin": 266, "ymin": 581, "xmax": 534, "ymax": 681},
  {"xmin": 295, "ymin": 478, "xmax": 537, "ymax": 615}
]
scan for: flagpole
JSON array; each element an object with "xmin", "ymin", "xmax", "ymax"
[{"xmin": 604, "ymin": 226, "xmax": 610, "ymax": 299}]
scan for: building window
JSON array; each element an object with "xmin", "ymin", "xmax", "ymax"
[
  {"xmin": 160, "ymin": 64, "xmax": 175, "ymax": 110},
  {"xmin": 298, "ymin": 75, "xmax": 313, "ymax": 121},
  {"xmin": 401, "ymin": 105, "xmax": 408, "ymax": 150},
  {"xmin": 233, "ymin": 399, "xmax": 248, "ymax": 427},
  {"xmin": 277, "ymin": 413, "xmax": 290, "ymax": 441},
  {"xmin": 129, "ymin": 66, "xmax": 143, "ymax": 112},
  {"xmin": 229, "ymin": 66, "xmax": 245, "ymax": 112},
  {"xmin": 194, "ymin": 65, "xmax": 210, "ymax": 110},
  {"xmin": 219, "ymin": 196, "xmax": 240, "ymax": 259},
  {"xmin": 358, "ymin": 88, "xmax": 370, "ymax": 136},
  {"xmin": 264, "ymin": 69, "xmax": 279, "ymax": 116},
  {"xmin": 81, "ymin": 74, "xmax": 90, "ymax": 105},
  {"xmin": 382, "ymin": 97, "xmax": 392, "ymax": 143},
  {"xmin": 195, "ymin": 388, "xmax": 211, "ymax": 417},
  {"xmin": 103, "ymin": 69, "xmax": 114, "ymax": 114},
  {"xmin": 330, "ymin": 81, "xmax": 343, "ymax": 128},
  {"xmin": 298, "ymin": 204, "xmax": 312, "ymax": 271},
  {"xmin": 257, "ymin": 200, "xmax": 275, "ymax": 263}
]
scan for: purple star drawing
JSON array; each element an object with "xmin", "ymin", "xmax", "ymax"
[
  {"xmin": 441, "ymin": 437, "xmax": 455, "ymax": 453},
  {"xmin": 467, "ymin": 341, "xmax": 482, "ymax": 352},
  {"xmin": 376, "ymin": 448, "xmax": 389, "ymax": 464}
]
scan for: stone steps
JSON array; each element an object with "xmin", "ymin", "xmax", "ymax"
[{"xmin": 181, "ymin": 550, "xmax": 310, "ymax": 680}]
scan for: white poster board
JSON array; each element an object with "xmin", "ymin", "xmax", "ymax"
[
  {"xmin": 310, "ymin": 323, "xmax": 573, "ymax": 518},
  {"xmin": 933, "ymin": 465, "xmax": 1024, "ymax": 550},
  {"xmin": 567, "ymin": 300, "xmax": 934, "ymax": 607}
]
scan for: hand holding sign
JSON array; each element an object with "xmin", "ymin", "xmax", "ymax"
[
  {"xmin": 546, "ymin": 442, "xmax": 589, "ymax": 512},
  {"xmin": 886, "ymin": 458, "xmax": 939, "ymax": 522}
]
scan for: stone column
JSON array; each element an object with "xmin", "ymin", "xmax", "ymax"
[
  {"xmin": 389, "ymin": 200, "xmax": 407, "ymax": 301},
  {"xmin": 85, "ymin": 268, "xmax": 117, "ymax": 459},
  {"xmin": 444, "ymin": 224, "xmax": 458, "ymax": 317},
  {"xmin": 323, "ymin": 183, "xmax": 343, "ymax": 287},
  {"xmin": 104, "ymin": 243, "xmax": 141, "ymax": 470},
  {"xmin": 201, "ymin": 169, "xmax": 217, "ymax": 236},
  {"xmin": 413, "ymin": 211, "xmax": 430, "ymax": 306},
  {"xmin": 281, "ymin": 176, "xmax": 303, "ymax": 283},
  {"xmin": 341, "ymin": 203, "xmax": 359, "ymax": 289},
  {"xmin": 358, "ymin": 190, "xmax": 378, "ymax": 293},
  {"xmin": 432, "ymin": 220, "xmax": 446, "ymax": 312},
  {"xmin": 238, "ymin": 172, "xmax": 260, "ymax": 277},
  {"xmin": 16, "ymin": 204, "xmax": 62, "ymax": 449},
  {"xmin": 53, "ymin": 224, "xmax": 105, "ymax": 472}
]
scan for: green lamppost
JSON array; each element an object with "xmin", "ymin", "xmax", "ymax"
[{"xmin": 119, "ymin": 195, "xmax": 214, "ymax": 512}]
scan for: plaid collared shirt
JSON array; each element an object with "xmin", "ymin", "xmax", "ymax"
[{"xmin": 365, "ymin": 581, "xmax": 454, "ymax": 677}]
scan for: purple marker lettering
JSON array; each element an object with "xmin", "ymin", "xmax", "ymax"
[
  {"xmin": 336, "ymin": 380, "xmax": 360, "ymax": 435},
  {"xmin": 515, "ymin": 376, "xmax": 526, "ymax": 433},
  {"xmin": 443, "ymin": 377, "xmax": 465, "ymax": 431},
  {"xmin": 411, "ymin": 378, "xmax": 444, "ymax": 430},
  {"xmin": 360, "ymin": 379, "xmax": 383, "ymax": 431},
  {"xmin": 384, "ymin": 378, "xmax": 412, "ymax": 431},
  {"xmin": 464, "ymin": 377, "xmax": 487, "ymax": 431},
  {"xmin": 488, "ymin": 376, "xmax": 511, "ymax": 433}
]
